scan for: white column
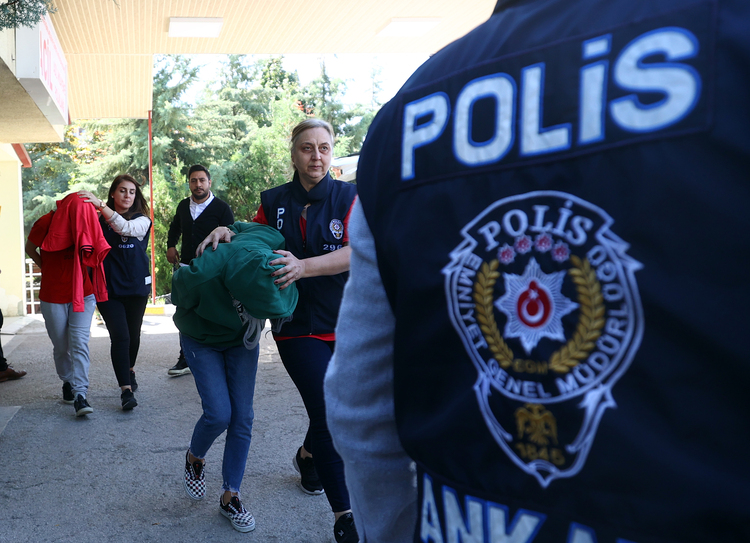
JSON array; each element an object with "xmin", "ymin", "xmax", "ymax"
[{"xmin": 0, "ymin": 144, "xmax": 26, "ymax": 316}]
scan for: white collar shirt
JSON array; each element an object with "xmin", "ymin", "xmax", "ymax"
[{"xmin": 189, "ymin": 191, "xmax": 215, "ymax": 221}]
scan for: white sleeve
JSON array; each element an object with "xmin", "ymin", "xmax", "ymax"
[
  {"xmin": 325, "ymin": 198, "xmax": 418, "ymax": 543},
  {"xmin": 106, "ymin": 213, "xmax": 151, "ymax": 241}
]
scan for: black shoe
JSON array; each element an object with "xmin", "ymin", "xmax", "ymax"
[
  {"xmin": 74, "ymin": 394, "xmax": 93, "ymax": 417},
  {"xmin": 334, "ymin": 512, "xmax": 359, "ymax": 543},
  {"xmin": 62, "ymin": 382, "xmax": 75, "ymax": 404},
  {"xmin": 168, "ymin": 357, "xmax": 190, "ymax": 376},
  {"xmin": 129, "ymin": 370, "xmax": 138, "ymax": 393},
  {"xmin": 121, "ymin": 389, "xmax": 137, "ymax": 411},
  {"xmin": 293, "ymin": 447, "xmax": 324, "ymax": 495}
]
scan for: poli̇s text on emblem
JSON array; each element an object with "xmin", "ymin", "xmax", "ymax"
[
  {"xmin": 329, "ymin": 219, "xmax": 344, "ymax": 240},
  {"xmin": 443, "ymin": 191, "xmax": 644, "ymax": 487}
]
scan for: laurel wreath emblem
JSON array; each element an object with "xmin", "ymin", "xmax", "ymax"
[{"xmin": 474, "ymin": 255, "xmax": 604, "ymax": 374}]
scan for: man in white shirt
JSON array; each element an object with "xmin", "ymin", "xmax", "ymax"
[{"xmin": 166, "ymin": 165, "xmax": 234, "ymax": 376}]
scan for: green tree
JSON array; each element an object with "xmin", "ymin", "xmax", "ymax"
[
  {"xmin": 70, "ymin": 56, "xmax": 205, "ymax": 295},
  {"xmin": 21, "ymin": 53, "xmax": 383, "ymax": 296},
  {"xmin": 0, "ymin": 0, "xmax": 55, "ymax": 31},
  {"xmin": 77, "ymin": 55, "xmax": 204, "ymax": 188},
  {"xmin": 192, "ymin": 55, "xmax": 305, "ymax": 221},
  {"xmin": 20, "ymin": 125, "xmax": 107, "ymax": 233},
  {"xmin": 258, "ymin": 56, "xmax": 300, "ymax": 93},
  {"xmin": 298, "ymin": 60, "xmax": 350, "ymax": 134},
  {"xmin": 297, "ymin": 59, "xmax": 380, "ymax": 155}
]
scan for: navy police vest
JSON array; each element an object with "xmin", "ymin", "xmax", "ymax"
[
  {"xmin": 357, "ymin": 0, "xmax": 750, "ymax": 541},
  {"xmin": 100, "ymin": 213, "xmax": 151, "ymax": 298},
  {"xmin": 261, "ymin": 172, "xmax": 356, "ymax": 337}
]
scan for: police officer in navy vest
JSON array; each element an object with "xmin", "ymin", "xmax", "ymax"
[{"xmin": 325, "ymin": 0, "xmax": 750, "ymax": 542}]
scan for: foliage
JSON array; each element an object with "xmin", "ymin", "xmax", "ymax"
[
  {"xmin": 21, "ymin": 125, "xmax": 105, "ymax": 233},
  {"xmin": 0, "ymin": 0, "xmax": 116, "ymax": 31},
  {"xmin": 298, "ymin": 59, "xmax": 379, "ymax": 155},
  {"xmin": 76, "ymin": 56, "xmax": 203, "ymax": 188},
  {"xmin": 192, "ymin": 55, "xmax": 305, "ymax": 222},
  {"xmin": 0, "ymin": 0, "xmax": 55, "ymax": 31},
  {"xmin": 150, "ymin": 163, "xmax": 190, "ymax": 294},
  {"xmin": 20, "ymin": 54, "xmax": 381, "ymax": 296}
]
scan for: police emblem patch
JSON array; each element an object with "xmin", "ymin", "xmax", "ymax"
[
  {"xmin": 329, "ymin": 219, "xmax": 344, "ymax": 240},
  {"xmin": 444, "ymin": 191, "xmax": 643, "ymax": 487}
]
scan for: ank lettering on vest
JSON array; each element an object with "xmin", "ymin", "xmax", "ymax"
[{"xmin": 420, "ymin": 472, "xmax": 637, "ymax": 543}]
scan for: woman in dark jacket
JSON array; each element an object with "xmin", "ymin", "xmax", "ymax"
[{"xmin": 79, "ymin": 174, "xmax": 151, "ymax": 410}]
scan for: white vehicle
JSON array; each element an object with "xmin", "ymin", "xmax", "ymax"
[{"xmin": 331, "ymin": 154, "xmax": 359, "ymax": 182}]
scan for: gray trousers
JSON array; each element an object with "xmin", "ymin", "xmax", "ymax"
[{"xmin": 41, "ymin": 295, "xmax": 96, "ymax": 398}]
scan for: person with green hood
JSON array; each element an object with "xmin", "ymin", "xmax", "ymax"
[{"xmin": 172, "ymin": 220, "xmax": 298, "ymax": 533}]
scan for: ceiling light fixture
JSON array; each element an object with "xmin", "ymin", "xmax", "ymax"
[
  {"xmin": 377, "ymin": 18, "xmax": 441, "ymax": 37},
  {"xmin": 168, "ymin": 17, "xmax": 224, "ymax": 38}
]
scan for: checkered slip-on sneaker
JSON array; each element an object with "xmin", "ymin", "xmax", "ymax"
[
  {"xmin": 220, "ymin": 496, "xmax": 255, "ymax": 533},
  {"xmin": 183, "ymin": 450, "xmax": 205, "ymax": 500}
]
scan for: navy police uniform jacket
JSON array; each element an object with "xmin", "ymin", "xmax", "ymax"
[
  {"xmin": 260, "ymin": 172, "xmax": 356, "ymax": 337},
  {"xmin": 100, "ymin": 213, "xmax": 151, "ymax": 297},
  {"xmin": 356, "ymin": 0, "xmax": 750, "ymax": 541}
]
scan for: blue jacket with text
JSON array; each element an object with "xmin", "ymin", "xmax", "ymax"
[{"xmin": 357, "ymin": 0, "xmax": 750, "ymax": 541}]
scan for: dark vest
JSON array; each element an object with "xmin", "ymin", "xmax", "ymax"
[
  {"xmin": 100, "ymin": 213, "xmax": 151, "ymax": 297},
  {"xmin": 261, "ymin": 172, "xmax": 357, "ymax": 336},
  {"xmin": 357, "ymin": 0, "xmax": 749, "ymax": 541}
]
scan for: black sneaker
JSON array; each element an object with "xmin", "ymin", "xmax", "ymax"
[
  {"xmin": 74, "ymin": 394, "xmax": 93, "ymax": 417},
  {"xmin": 220, "ymin": 495, "xmax": 255, "ymax": 533},
  {"xmin": 293, "ymin": 447, "xmax": 324, "ymax": 495},
  {"xmin": 334, "ymin": 512, "xmax": 359, "ymax": 543},
  {"xmin": 121, "ymin": 389, "xmax": 137, "ymax": 411},
  {"xmin": 129, "ymin": 370, "xmax": 138, "ymax": 392},
  {"xmin": 168, "ymin": 357, "xmax": 191, "ymax": 376},
  {"xmin": 62, "ymin": 382, "xmax": 75, "ymax": 404}
]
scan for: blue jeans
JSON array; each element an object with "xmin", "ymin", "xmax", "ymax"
[
  {"xmin": 276, "ymin": 337, "xmax": 351, "ymax": 513},
  {"xmin": 41, "ymin": 295, "xmax": 96, "ymax": 398},
  {"xmin": 181, "ymin": 334, "xmax": 259, "ymax": 494}
]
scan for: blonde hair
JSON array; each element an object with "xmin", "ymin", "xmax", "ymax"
[{"xmin": 290, "ymin": 119, "xmax": 335, "ymax": 170}]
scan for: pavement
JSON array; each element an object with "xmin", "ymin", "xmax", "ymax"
[{"xmin": 0, "ymin": 309, "xmax": 336, "ymax": 543}]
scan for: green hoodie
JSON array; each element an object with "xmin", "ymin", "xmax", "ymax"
[{"xmin": 172, "ymin": 221, "xmax": 298, "ymax": 347}]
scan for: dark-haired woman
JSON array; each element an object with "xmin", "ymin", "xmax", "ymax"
[{"xmin": 79, "ymin": 175, "xmax": 151, "ymax": 410}]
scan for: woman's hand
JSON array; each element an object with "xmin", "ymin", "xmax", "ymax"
[
  {"xmin": 270, "ymin": 250, "xmax": 307, "ymax": 290},
  {"xmin": 196, "ymin": 226, "xmax": 235, "ymax": 257},
  {"xmin": 77, "ymin": 190, "xmax": 103, "ymax": 209}
]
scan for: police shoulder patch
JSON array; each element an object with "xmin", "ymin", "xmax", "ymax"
[{"xmin": 329, "ymin": 218, "xmax": 344, "ymax": 240}]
